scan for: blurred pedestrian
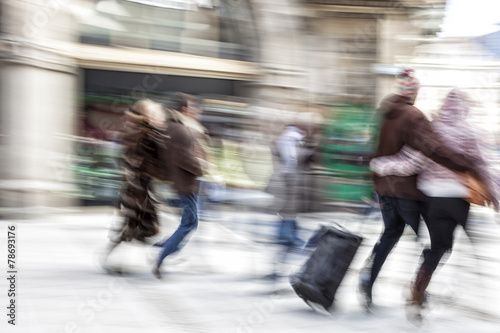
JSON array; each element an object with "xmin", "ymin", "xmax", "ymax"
[
  {"xmin": 359, "ymin": 68, "xmax": 480, "ymax": 310},
  {"xmin": 177, "ymin": 93, "xmax": 219, "ymax": 219},
  {"xmin": 152, "ymin": 94, "xmax": 203, "ymax": 279},
  {"xmin": 369, "ymin": 88, "xmax": 499, "ymax": 322},
  {"xmin": 268, "ymin": 121, "xmax": 308, "ymax": 279},
  {"xmin": 296, "ymin": 122, "xmax": 320, "ymax": 213},
  {"xmin": 101, "ymin": 99, "xmax": 167, "ymax": 273},
  {"xmin": 277, "ymin": 122, "xmax": 307, "ymax": 246}
]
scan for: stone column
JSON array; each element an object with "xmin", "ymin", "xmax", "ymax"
[
  {"xmin": 249, "ymin": 0, "xmax": 308, "ymax": 105},
  {"xmin": 0, "ymin": 0, "xmax": 79, "ymax": 215}
]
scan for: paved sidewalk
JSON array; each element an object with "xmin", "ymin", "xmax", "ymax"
[{"xmin": 1, "ymin": 207, "xmax": 500, "ymax": 333}]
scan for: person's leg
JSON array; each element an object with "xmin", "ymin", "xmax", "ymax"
[
  {"xmin": 100, "ymin": 240, "xmax": 121, "ymax": 273},
  {"xmin": 197, "ymin": 179, "xmax": 210, "ymax": 219},
  {"xmin": 101, "ymin": 205, "xmax": 125, "ymax": 272},
  {"xmin": 359, "ymin": 196, "xmax": 410, "ymax": 307},
  {"xmin": 411, "ymin": 216, "xmax": 451, "ymax": 307},
  {"xmin": 271, "ymin": 172, "xmax": 303, "ymax": 279},
  {"xmin": 277, "ymin": 173, "xmax": 302, "ymax": 246},
  {"xmin": 369, "ymin": 197, "xmax": 417, "ymax": 284},
  {"xmin": 421, "ymin": 198, "xmax": 457, "ymax": 271},
  {"xmin": 397, "ymin": 198, "xmax": 424, "ymax": 237},
  {"xmin": 405, "ymin": 197, "xmax": 468, "ymax": 324},
  {"xmin": 154, "ymin": 192, "xmax": 198, "ymax": 276},
  {"xmin": 411, "ymin": 198, "xmax": 469, "ymax": 304},
  {"xmin": 277, "ymin": 219, "xmax": 296, "ymax": 246}
]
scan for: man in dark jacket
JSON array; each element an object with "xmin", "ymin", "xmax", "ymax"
[
  {"xmin": 359, "ymin": 68, "xmax": 478, "ymax": 309},
  {"xmin": 153, "ymin": 94, "xmax": 203, "ymax": 279}
]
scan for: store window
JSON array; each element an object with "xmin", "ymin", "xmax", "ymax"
[
  {"xmin": 74, "ymin": 68, "xmax": 253, "ymax": 204},
  {"xmin": 75, "ymin": 0, "xmax": 258, "ymax": 61}
]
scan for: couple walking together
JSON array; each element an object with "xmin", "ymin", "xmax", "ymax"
[
  {"xmin": 359, "ymin": 67, "xmax": 499, "ymax": 322},
  {"xmin": 101, "ymin": 93, "xmax": 207, "ymax": 279}
]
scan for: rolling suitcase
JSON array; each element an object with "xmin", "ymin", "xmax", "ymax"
[{"xmin": 290, "ymin": 225, "xmax": 363, "ymax": 310}]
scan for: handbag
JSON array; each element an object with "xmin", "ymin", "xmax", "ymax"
[{"xmin": 456, "ymin": 172, "xmax": 494, "ymax": 206}]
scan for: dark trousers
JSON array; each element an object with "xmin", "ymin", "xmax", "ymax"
[
  {"xmin": 279, "ymin": 173, "xmax": 299, "ymax": 218},
  {"xmin": 367, "ymin": 196, "xmax": 425, "ymax": 286},
  {"xmin": 420, "ymin": 197, "xmax": 470, "ymax": 271},
  {"xmin": 277, "ymin": 173, "xmax": 302, "ymax": 247}
]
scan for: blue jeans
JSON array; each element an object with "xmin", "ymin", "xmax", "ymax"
[
  {"xmin": 277, "ymin": 219, "xmax": 304, "ymax": 247},
  {"xmin": 157, "ymin": 192, "xmax": 198, "ymax": 265},
  {"xmin": 366, "ymin": 196, "xmax": 425, "ymax": 287}
]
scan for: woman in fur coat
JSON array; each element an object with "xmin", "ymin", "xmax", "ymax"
[{"xmin": 101, "ymin": 99, "xmax": 167, "ymax": 272}]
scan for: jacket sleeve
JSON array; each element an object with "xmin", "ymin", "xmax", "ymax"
[
  {"xmin": 171, "ymin": 125, "xmax": 203, "ymax": 177},
  {"xmin": 370, "ymin": 145, "xmax": 426, "ymax": 177},
  {"xmin": 406, "ymin": 114, "xmax": 475, "ymax": 174}
]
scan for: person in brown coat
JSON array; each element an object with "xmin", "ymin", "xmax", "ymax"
[
  {"xmin": 358, "ymin": 68, "xmax": 479, "ymax": 310},
  {"xmin": 101, "ymin": 99, "xmax": 167, "ymax": 273},
  {"xmin": 152, "ymin": 94, "xmax": 203, "ymax": 279},
  {"xmin": 369, "ymin": 88, "xmax": 499, "ymax": 323}
]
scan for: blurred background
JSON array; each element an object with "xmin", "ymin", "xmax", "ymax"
[{"xmin": 0, "ymin": 0, "xmax": 499, "ymax": 217}]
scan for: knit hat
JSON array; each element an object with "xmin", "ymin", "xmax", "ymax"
[{"xmin": 395, "ymin": 67, "xmax": 420, "ymax": 99}]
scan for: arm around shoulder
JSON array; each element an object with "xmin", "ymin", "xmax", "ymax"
[{"xmin": 406, "ymin": 114, "xmax": 474, "ymax": 173}]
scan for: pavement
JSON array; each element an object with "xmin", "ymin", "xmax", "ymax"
[{"xmin": 1, "ymin": 205, "xmax": 500, "ymax": 333}]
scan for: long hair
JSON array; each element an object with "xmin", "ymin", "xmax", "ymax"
[{"xmin": 129, "ymin": 99, "xmax": 166, "ymax": 128}]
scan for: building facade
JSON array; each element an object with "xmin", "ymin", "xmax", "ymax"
[{"xmin": 0, "ymin": 0, "xmax": 446, "ymax": 214}]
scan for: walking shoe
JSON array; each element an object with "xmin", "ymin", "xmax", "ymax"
[
  {"xmin": 152, "ymin": 262, "xmax": 162, "ymax": 279},
  {"xmin": 405, "ymin": 295, "xmax": 424, "ymax": 326},
  {"xmin": 404, "ymin": 286, "xmax": 427, "ymax": 327},
  {"xmin": 262, "ymin": 272, "xmax": 283, "ymax": 281},
  {"xmin": 146, "ymin": 246, "xmax": 160, "ymax": 265},
  {"xmin": 358, "ymin": 275, "xmax": 373, "ymax": 310},
  {"xmin": 305, "ymin": 300, "xmax": 332, "ymax": 316},
  {"xmin": 152, "ymin": 240, "xmax": 164, "ymax": 247},
  {"xmin": 405, "ymin": 302, "xmax": 424, "ymax": 326}
]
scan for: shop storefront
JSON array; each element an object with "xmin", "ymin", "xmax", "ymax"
[
  {"xmin": 0, "ymin": 0, "xmax": 451, "ymax": 213},
  {"xmin": 77, "ymin": 67, "xmax": 258, "ymax": 204},
  {"xmin": 0, "ymin": 0, "xmax": 261, "ymax": 210}
]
